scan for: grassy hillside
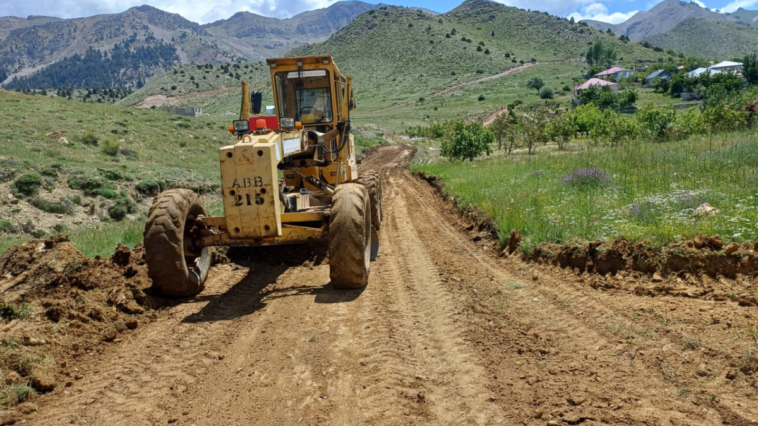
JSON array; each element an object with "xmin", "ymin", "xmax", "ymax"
[
  {"xmin": 120, "ymin": 62, "xmax": 272, "ymax": 113},
  {"xmin": 643, "ymin": 18, "xmax": 758, "ymax": 59},
  {"xmin": 294, "ymin": 1, "xmax": 666, "ymax": 111},
  {"xmin": 0, "ymin": 90, "xmax": 232, "ymax": 254}
]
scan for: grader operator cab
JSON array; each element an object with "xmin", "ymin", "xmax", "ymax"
[{"xmin": 143, "ymin": 56, "xmax": 382, "ymax": 297}]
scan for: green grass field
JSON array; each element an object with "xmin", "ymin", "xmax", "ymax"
[
  {"xmin": 415, "ymin": 129, "xmax": 758, "ymax": 248},
  {"xmin": 0, "ymin": 90, "xmax": 237, "ymax": 256}
]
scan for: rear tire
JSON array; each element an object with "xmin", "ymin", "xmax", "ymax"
[
  {"xmin": 144, "ymin": 189, "xmax": 211, "ymax": 297},
  {"xmin": 358, "ymin": 170, "xmax": 382, "ymax": 231},
  {"xmin": 329, "ymin": 184, "xmax": 371, "ymax": 289}
]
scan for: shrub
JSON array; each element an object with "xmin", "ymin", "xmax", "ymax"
[
  {"xmin": 478, "ymin": 94, "xmax": 486, "ymax": 101},
  {"xmin": 476, "ymin": 46, "xmax": 483, "ymax": 52},
  {"xmin": 562, "ymin": 168, "xmax": 609, "ymax": 188},
  {"xmin": 101, "ymin": 169, "xmax": 132, "ymax": 181},
  {"xmin": 67, "ymin": 174, "xmax": 114, "ymax": 196},
  {"xmin": 40, "ymin": 165, "xmax": 61, "ymax": 177},
  {"xmin": 12, "ymin": 173, "xmax": 42, "ymax": 197},
  {"xmin": 30, "ymin": 197, "xmax": 72, "ymax": 214},
  {"xmin": 475, "ymin": 69, "xmax": 484, "ymax": 74},
  {"xmin": 136, "ymin": 179, "xmax": 166, "ymax": 195},
  {"xmin": 539, "ymin": 87, "xmax": 554, "ymax": 99},
  {"xmin": 77, "ymin": 130, "xmax": 99, "ymax": 146},
  {"xmin": 97, "ymin": 188, "xmax": 119, "ymax": 199},
  {"xmin": 0, "ymin": 219, "xmax": 11, "ymax": 232},
  {"xmin": 108, "ymin": 194, "xmax": 137, "ymax": 221},
  {"xmin": 101, "ymin": 140, "xmax": 120, "ymax": 157},
  {"xmin": 484, "ymin": 49, "xmax": 490, "ymax": 55}
]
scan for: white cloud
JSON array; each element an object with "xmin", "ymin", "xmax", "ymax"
[
  {"xmin": 0, "ymin": 0, "xmax": 339, "ymax": 23},
  {"xmin": 567, "ymin": 3, "xmax": 638, "ymax": 24},
  {"xmin": 691, "ymin": 0, "xmax": 706, "ymax": 7},
  {"xmin": 493, "ymin": 0, "xmax": 596, "ymax": 17},
  {"xmin": 720, "ymin": 0, "xmax": 758, "ymax": 13}
]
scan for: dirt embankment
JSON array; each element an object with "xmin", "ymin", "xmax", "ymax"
[
  {"xmin": 416, "ymin": 171, "xmax": 758, "ymax": 306},
  {"xmin": 0, "ymin": 235, "xmax": 158, "ymax": 422}
]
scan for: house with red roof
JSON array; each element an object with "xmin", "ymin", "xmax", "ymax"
[
  {"xmin": 573, "ymin": 78, "xmax": 618, "ymax": 100},
  {"xmin": 594, "ymin": 67, "xmax": 633, "ymax": 82}
]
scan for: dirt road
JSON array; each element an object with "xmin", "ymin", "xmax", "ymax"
[{"xmin": 28, "ymin": 146, "xmax": 758, "ymax": 425}]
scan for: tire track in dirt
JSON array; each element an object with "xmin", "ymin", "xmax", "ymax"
[{"xmin": 399, "ymin": 172, "xmax": 758, "ymax": 425}]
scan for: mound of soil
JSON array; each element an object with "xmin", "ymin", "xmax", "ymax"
[
  {"xmin": 0, "ymin": 235, "xmax": 157, "ymax": 412},
  {"xmin": 528, "ymin": 237, "xmax": 758, "ymax": 304}
]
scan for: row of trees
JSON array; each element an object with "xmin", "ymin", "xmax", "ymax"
[{"xmin": 420, "ymin": 84, "xmax": 757, "ymax": 161}]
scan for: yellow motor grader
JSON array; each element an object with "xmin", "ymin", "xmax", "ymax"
[{"xmin": 143, "ymin": 56, "xmax": 382, "ymax": 297}]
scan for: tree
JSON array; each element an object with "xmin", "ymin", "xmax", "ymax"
[
  {"xmin": 521, "ymin": 109, "xmax": 550, "ymax": 155},
  {"xmin": 548, "ymin": 113, "xmax": 577, "ymax": 150},
  {"xmin": 585, "ymin": 41, "xmax": 617, "ymax": 68},
  {"xmin": 490, "ymin": 112, "xmax": 509, "ymax": 150},
  {"xmin": 526, "ymin": 76, "xmax": 545, "ymax": 94},
  {"xmin": 743, "ymin": 53, "xmax": 758, "ymax": 85},
  {"xmin": 440, "ymin": 121, "xmax": 494, "ymax": 161}
]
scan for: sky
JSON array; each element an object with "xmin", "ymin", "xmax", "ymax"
[{"xmin": 0, "ymin": 0, "xmax": 756, "ymax": 25}]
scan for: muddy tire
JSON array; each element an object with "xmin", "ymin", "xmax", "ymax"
[
  {"xmin": 329, "ymin": 184, "xmax": 372, "ymax": 289},
  {"xmin": 144, "ymin": 189, "xmax": 211, "ymax": 298},
  {"xmin": 358, "ymin": 170, "xmax": 382, "ymax": 230}
]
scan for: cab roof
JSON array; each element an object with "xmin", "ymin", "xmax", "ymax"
[{"xmin": 266, "ymin": 55, "xmax": 341, "ymax": 75}]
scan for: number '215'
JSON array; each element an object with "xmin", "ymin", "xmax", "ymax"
[{"xmin": 235, "ymin": 193, "xmax": 264, "ymax": 207}]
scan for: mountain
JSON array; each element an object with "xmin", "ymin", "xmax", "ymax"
[
  {"xmin": 0, "ymin": 2, "xmax": 375, "ymax": 90},
  {"xmin": 582, "ymin": 0, "xmax": 758, "ymax": 58},
  {"xmin": 643, "ymin": 18, "xmax": 758, "ymax": 58},
  {"xmin": 583, "ymin": 0, "xmax": 743, "ymax": 42},
  {"xmin": 729, "ymin": 8, "xmax": 758, "ymax": 26},
  {"xmin": 203, "ymin": 1, "xmax": 377, "ymax": 59}
]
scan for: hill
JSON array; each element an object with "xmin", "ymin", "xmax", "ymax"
[
  {"xmin": 124, "ymin": 0, "xmax": 668, "ymax": 134},
  {"xmin": 643, "ymin": 18, "xmax": 758, "ymax": 58},
  {"xmin": 0, "ymin": 89, "xmax": 232, "ymax": 253},
  {"xmin": 0, "ymin": 2, "xmax": 375, "ymax": 90}
]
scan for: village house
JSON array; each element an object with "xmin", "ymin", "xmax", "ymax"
[
  {"xmin": 646, "ymin": 70, "xmax": 672, "ymax": 87},
  {"xmin": 595, "ymin": 67, "xmax": 633, "ymax": 82}
]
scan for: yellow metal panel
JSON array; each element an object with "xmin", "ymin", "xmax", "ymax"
[
  {"xmin": 281, "ymin": 211, "xmax": 326, "ymax": 223},
  {"xmin": 198, "ymin": 224, "xmax": 326, "ymax": 247},
  {"xmin": 219, "ymin": 132, "xmax": 282, "ymax": 239}
]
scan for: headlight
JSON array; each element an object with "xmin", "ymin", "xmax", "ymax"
[
  {"xmin": 280, "ymin": 117, "xmax": 295, "ymax": 128},
  {"xmin": 232, "ymin": 120, "xmax": 249, "ymax": 132}
]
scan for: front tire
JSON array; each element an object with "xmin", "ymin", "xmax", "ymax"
[
  {"xmin": 144, "ymin": 189, "xmax": 211, "ymax": 297},
  {"xmin": 329, "ymin": 184, "xmax": 372, "ymax": 289}
]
